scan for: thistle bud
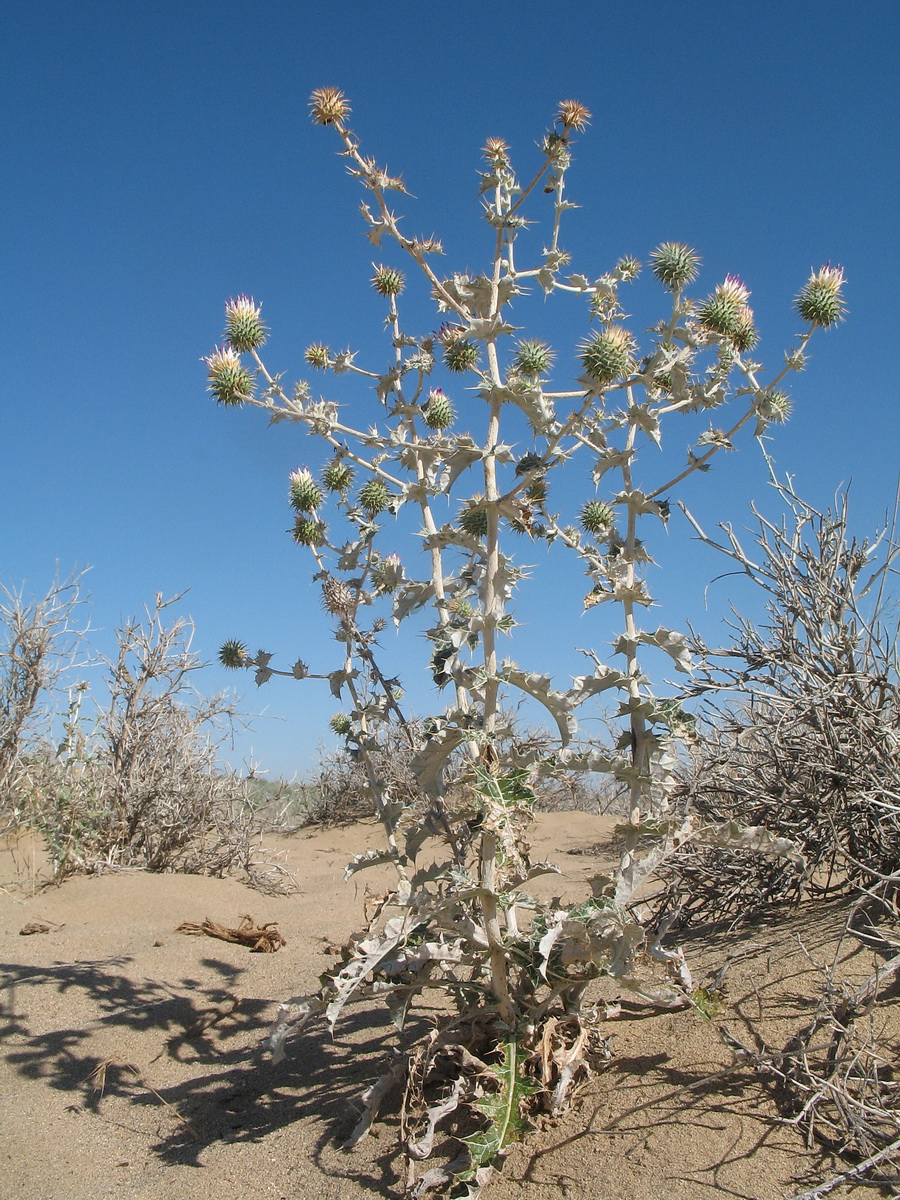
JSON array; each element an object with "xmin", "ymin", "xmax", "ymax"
[
  {"xmin": 358, "ymin": 478, "xmax": 389, "ymax": 516},
  {"xmin": 309, "ymin": 87, "xmax": 351, "ymax": 126},
  {"xmin": 322, "ymin": 575, "xmax": 354, "ymax": 616},
  {"xmin": 288, "ymin": 467, "xmax": 323, "ymax": 514},
  {"xmin": 615, "ymin": 256, "xmax": 642, "ymax": 281},
  {"xmin": 729, "ymin": 306, "xmax": 758, "ymax": 352},
  {"xmin": 580, "ymin": 327, "xmax": 636, "ymax": 387},
  {"xmin": 422, "ymin": 388, "xmax": 455, "ymax": 430},
  {"xmin": 515, "ymin": 453, "xmax": 544, "ymax": 476},
  {"xmin": 224, "ymin": 295, "xmax": 267, "ymax": 352},
  {"xmin": 371, "ymin": 264, "xmax": 405, "ymax": 297},
  {"xmin": 219, "ymin": 639, "xmax": 249, "ymax": 668},
  {"xmin": 291, "ymin": 516, "xmax": 325, "ymax": 547},
  {"xmin": 556, "ymin": 100, "xmax": 591, "ymax": 132},
  {"xmin": 322, "ymin": 459, "xmax": 354, "ymax": 492},
  {"xmin": 442, "ymin": 337, "xmax": 479, "ymax": 373},
  {"xmin": 650, "ymin": 243, "xmax": 701, "ymax": 291},
  {"xmin": 525, "ymin": 476, "xmax": 548, "ymax": 504},
  {"xmin": 459, "ymin": 502, "xmax": 489, "ymax": 538},
  {"xmin": 580, "ymin": 500, "xmax": 614, "ymax": 535},
  {"xmin": 698, "ymin": 277, "xmax": 751, "ymax": 338},
  {"xmin": 512, "ymin": 339, "xmax": 554, "ymax": 378},
  {"xmin": 330, "ymin": 713, "xmax": 352, "ymax": 736},
  {"xmin": 795, "ymin": 266, "xmax": 846, "ymax": 328},
  {"xmin": 372, "ymin": 553, "xmax": 403, "ymax": 594},
  {"xmin": 755, "ymin": 389, "xmax": 792, "ymax": 423},
  {"xmin": 203, "ymin": 346, "xmax": 254, "ymax": 407},
  {"xmin": 305, "ymin": 343, "xmax": 331, "ymax": 369}
]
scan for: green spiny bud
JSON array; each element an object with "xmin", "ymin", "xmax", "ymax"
[
  {"xmin": 515, "ymin": 453, "xmax": 544, "ymax": 476},
  {"xmin": 756, "ymin": 389, "xmax": 792, "ymax": 423},
  {"xmin": 615, "ymin": 256, "xmax": 641, "ymax": 281},
  {"xmin": 422, "ymin": 388, "xmax": 455, "ymax": 429},
  {"xmin": 525, "ymin": 476, "xmax": 548, "ymax": 503},
  {"xmin": 203, "ymin": 346, "xmax": 254, "ymax": 407},
  {"xmin": 224, "ymin": 295, "xmax": 267, "ymax": 352},
  {"xmin": 322, "ymin": 459, "xmax": 354, "ymax": 492},
  {"xmin": 448, "ymin": 598, "xmax": 474, "ymax": 619},
  {"xmin": 219, "ymin": 639, "xmax": 249, "ymax": 668},
  {"xmin": 330, "ymin": 713, "xmax": 352, "ymax": 736},
  {"xmin": 305, "ymin": 343, "xmax": 331, "ymax": 368},
  {"xmin": 358, "ymin": 478, "xmax": 389, "ymax": 516},
  {"xmin": 795, "ymin": 266, "xmax": 846, "ymax": 328},
  {"xmin": 373, "ymin": 553, "xmax": 403, "ymax": 593},
  {"xmin": 580, "ymin": 326, "xmax": 636, "ymax": 387},
  {"xmin": 443, "ymin": 337, "xmax": 479, "ymax": 373},
  {"xmin": 580, "ymin": 499, "xmax": 614, "ymax": 535},
  {"xmin": 288, "ymin": 467, "xmax": 323, "ymax": 513},
  {"xmin": 321, "ymin": 575, "xmax": 354, "ymax": 615},
  {"xmin": 513, "ymin": 339, "xmax": 555, "ymax": 377},
  {"xmin": 729, "ymin": 306, "xmax": 758, "ymax": 352},
  {"xmin": 650, "ymin": 243, "xmax": 701, "ymax": 290},
  {"xmin": 370, "ymin": 264, "xmax": 405, "ymax": 296},
  {"xmin": 459, "ymin": 502, "xmax": 489, "ymax": 538},
  {"xmin": 291, "ymin": 516, "xmax": 325, "ymax": 546},
  {"xmin": 698, "ymin": 277, "xmax": 751, "ymax": 337}
]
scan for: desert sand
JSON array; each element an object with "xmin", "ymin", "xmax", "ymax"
[{"xmin": 0, "ymin": 813, "xmax": 883, "ymax": 1199}]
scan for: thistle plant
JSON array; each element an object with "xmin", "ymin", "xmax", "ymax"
[{"xmin": 206, "ymin": 89, "xmax": 843, "ymax": 1196}]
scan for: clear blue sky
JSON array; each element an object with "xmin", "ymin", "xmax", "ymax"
[{"xmin": 3, "ymin": 1, "xmax": 898, "ymax": 778}]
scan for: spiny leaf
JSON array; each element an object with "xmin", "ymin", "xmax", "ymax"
[{"xmin": 460, "ymin": 1041, "xmax": 538, "ymax": 1181}]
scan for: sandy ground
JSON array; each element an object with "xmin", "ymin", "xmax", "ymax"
[{"xmin": 0, "ymin": 813, "xmax": 889, "ymax": 1200}]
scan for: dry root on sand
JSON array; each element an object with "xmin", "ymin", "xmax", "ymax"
[{"xmin": 176, "ymin": 913, "xmax": 287, "ymax": 952}]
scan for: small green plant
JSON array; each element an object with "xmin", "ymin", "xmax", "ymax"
[{"xmin": 208, "ymin": 90, "xmax": 841, "ymax": 1195}]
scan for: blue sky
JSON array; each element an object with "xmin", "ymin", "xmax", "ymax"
[{"xmin": 3, "ymin": 1, "xmax": 898, "ymax": 779}]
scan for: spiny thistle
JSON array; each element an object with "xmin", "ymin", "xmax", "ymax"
[
  {"xmin": 330, "ymin": 712, "xmax": 352, "ymax": 736},
  {"xmin": 795, "ymin": 265, "xmax": 846, "ymax": 328},
  {"xmin": 459, "ymin": 502, "xmax": 489, "ymax": 538},
  {"xmin": 291, "ymin": 516, "xmax": 325, "ymax": 547},
  {"xmin": 580, "ymin": 327, "xmax": 636, "ymax": 387},
  {"xmin": 729, "ymin": 306, "xmax": 759, "ymax": 353},
  {"xmin": 525, "ymin": 476, "xmax": 548, "ymax": 503},
  {"xmin": 698, "ymin": 277, "xmax": 751, "ymax": 338},
  {"xmin": 309, "ymin": 86, "xmax": 350, "ymax": 126},
  {"xmin": 482, "ymin": 137, "xmax": 510, "ymax": 167},
  {"xmin": 371, "ymin": 264, "xmax": 405, "ymax": 297},
  {"xmin": 218, "ymin": 639, "xmax": 249, "ymax": 668},
  {"xmin": 224, "ymin": 295, "xmax": 267, "ymax": 352},
  {"xmin": 515, "ymin": 453, "xmax": 544, "ymax": 476},
  {"xmin": 615, "ymin": 256, "xmax": 642, "ymax": 281},
  {"xmin": 321, "ymin": 575, "xmax": 354, "ymax": 616},
  {"xmin": 650, "ymin": 242, "xmax": 701, "ymax": 291},
  {"xmin": 442, "ymin": 337, "xmax": 479, "ymax": 373},
  {"xmin": 322, "ymin": 459, "xmax": 354, "ymax": 492},
  {"xmin": 756, "ymin": 389, "xmax": 792, "ymax": 423},
  {"xmin": 358, "ymin": 478, "xmax": 390, "ymax": 516},
  {"xmin": 372, "ymin": 553, "xmax": 403, "ymax": 594},
  {"xmin": 203, "ymin": 346, "xmax": 254, "ymax": 407},
  {"xmin": 289, "ymin": 467, "xmax": 324, "ymax": 514},
  {"xmin": 580, "ymin": 499, "xmax": 614, "ymax": 535},
  {"xmin": 422, "ymin": 388, "xmax": 455, "ymax": 430},
  {"xmin": 305, "ymin": 343, "xmax": 331, "ymax": 368},
  {"xmin": 556, "ymin": 99, "xmax": 592, "ymax": 132},
  {"xmin": 512, "ymin": 339, "xmax": 554, "ymax": 377}
]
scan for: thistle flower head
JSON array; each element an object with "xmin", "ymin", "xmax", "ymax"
[
  {"xmin": 650, "ymin": 243, "xmax": 701, "ymax": 290},
  {"xmin": 698, "ymin": 277, "xmax": 751, "ymax": 338},
  {"xmin": 305, "ymin": 343, "xmax": 331, "ymax": 369},
  {"xmin": 580, "ymin": 499, "xmax": 614, "ymax": 535},
  {"xmin": 321, "ymin": 575, "xmax": 354, "ymax": 616},
  {"xmin": 756, "ymin": 389, "xmax": 792, "ymax": 423},
  {"xmin": 288, "ymin": 467, "xmax": 323, "ymax": 514},
  {"xmin": 291, "ymin": 516, "xmax": 325, "ymax": 547},
  {"xmin": 422, "ymin": 388, "xmax": 455, "ymax": 430},
  {"xmin": 513, "ymin": 339, "xmax": 555, "ymax": 378},
  {"xmin": 358, "ymin": 478, "xmax": 389, "ymax": 517},
  {"xmin": 442, "ymin": 336, "xmax": 479, "ymax": 373},
  {"xmin": 219, "ymin": 639, "xmax": 249, "ymax": 669},
  {"xmin": 525, "ymin": 476, "xmax": 548, "ymax": 503},
  {"xmin": 795, "ymin": 265, "xmax": 846, "ymax": 328},
  {"xmin": 309, "ymin": 87, "xmax": 350, "ymax": 126},
  {"xmin": 203, "ymin": 345, "xmax": 254, "ymax": 407},
  {"xmin": 372, "ymin": 552, "xmax": 403, "ymax": 594},
  {"xmin": 330, "ymin": 713, "xmax": 352, "ymax": 736},
  {"xmin": 459, "ymin": 501, "xmax": 489, "ymax": 538},
  {"xmin": 556, "ymin": 100, "xmax": 592, "ymax": 132},
  {"xmin": 224, "ymin": 295, "xmax": 267, "ymax": 352},
  {"xmin": 322, "ymin": 458, "xmax": 354, "ymax": 492},
  {"xmin": 370, "ymin": 264, "xmax": 405, "ymax": 297},
  {"xmin": 515, "ymin": 452, "xmax": 545, "ymax": 476},
  {"xmin": 615, "ymin": 256, "xmax": 642, "ymax": 281},
  {"xmin": 729, "ymin": 306, "xmax": 759, "ymax": 353},
  {"xmin": 580, "ymin": 326, "xmax": 636, "ymax": 388},
  {"xmin": 482, "ymin": 137, "xmax": 510, "ymax": 166}
]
